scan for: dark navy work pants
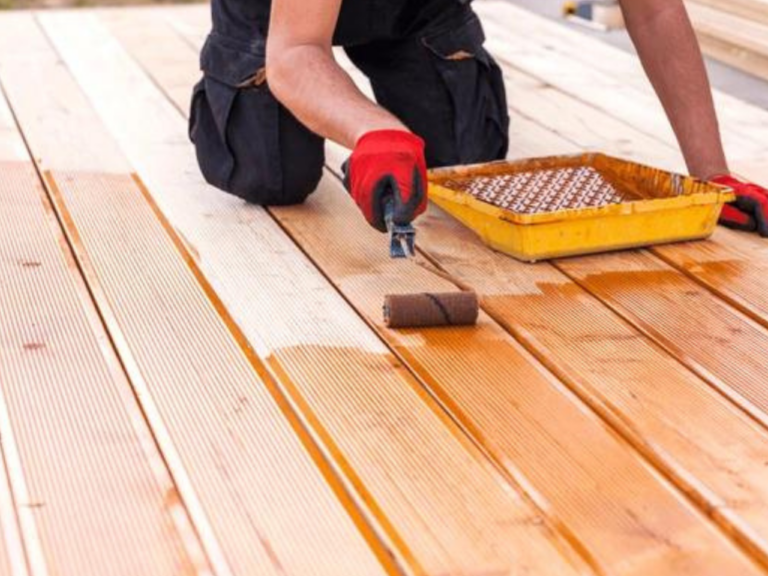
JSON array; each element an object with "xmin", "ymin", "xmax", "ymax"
[{"xmin": 189, "ymin": 0, "xmax": 510, "ymax": 205}]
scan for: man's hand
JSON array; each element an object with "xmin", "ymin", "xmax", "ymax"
[
  {"xmin": 344, "ymin": 130, "xmax": 428, "ymax": 232},
  {"xmin": 711, "ymin": 175, "xmax": 768, "ymax": 237}
]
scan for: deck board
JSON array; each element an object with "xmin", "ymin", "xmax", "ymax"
[
  {"xmin": 0, "ymin": 12, "xmax": 401, "ymax": 576},
  {"xmin": 556, "ymin": 252, "xmax": 768, "ymax": 425},
  {"xmin": 0, "ymin": 58, "xmax": 206, "ymax": 576},
  {"xmin": 36, "ymin": 10, "xmax": 593, "ymax": 576}
]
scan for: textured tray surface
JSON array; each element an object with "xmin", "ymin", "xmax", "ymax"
[{"xmin": 441, "ymin": 166, "xmax": 626, "ymax": 214}]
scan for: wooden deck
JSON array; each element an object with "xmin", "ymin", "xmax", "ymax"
[{"xmin": 0, "ymin": 2, "xmax": 767, "ymax": 575}]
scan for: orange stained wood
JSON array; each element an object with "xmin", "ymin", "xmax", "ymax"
[
  {"xmin": 30, "ymin": 12, "xmax": 593, "ymax": 576},
  {"xmin": 0, "ymin": 155, "xmax": 204, "ymax": 576},
  {"xmin": 652, "ymin": 232, "xmax": 768, "ymax": 329},
  {"xmin": 0, "ymin": 15, "xmax": 396, "ymax": 576},
  {"xmin": 406, "ymin": 201, "xmax": 768, "ymax": 566},
  {"xmin": 270, "ymin": 173, "xmax": 765, "ymax": 576},
  {"xmin": 556, "ymin": 251, "xmax": 768, "ymax": 428}
]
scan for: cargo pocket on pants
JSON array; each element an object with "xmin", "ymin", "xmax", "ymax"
[
  {"xmin": 422, "ymin": 13, "xmax": 510, "ymax": 164},
  {"xmin": 189, "ymin": 33, "xmax": 284, "ymax": 204}
]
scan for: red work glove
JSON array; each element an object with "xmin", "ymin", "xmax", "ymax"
[
  {"xmin": 711, "ymin": 175, "xmax": 768, "ymax": 237},
  {"xmin": 344, "ymin": 130, "xmax": 428, "ymax": 232}
]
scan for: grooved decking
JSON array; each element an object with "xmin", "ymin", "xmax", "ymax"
[{"xmin": 0, "ymin": 3, "xmax": 767, "ymax": 576}]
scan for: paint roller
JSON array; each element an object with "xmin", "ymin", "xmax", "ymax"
[{"xmin": 383, "ymin": 197, "xmax": 480, "ymax": 329}]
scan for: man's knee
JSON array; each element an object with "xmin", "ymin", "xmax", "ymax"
[{"xmin": 189, "ymin": 34, "xmax": 324, "ymax": 206}]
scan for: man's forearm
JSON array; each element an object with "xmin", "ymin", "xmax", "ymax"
[
  {"xmin": 621, "ymin": 0, "xmax": 728, "ymax": 178},
  {"xmin": 267, "ymin": 45, "xmax": 406, "ymax": 148}
]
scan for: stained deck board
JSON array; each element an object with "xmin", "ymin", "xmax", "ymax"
[
  {"xmin": 0, "ymin": 56, "xmax": 206, "ymax": 576},
  {"xmin": 0, "ymin": 14, "xmax": 399, "ymax": 576},
  {"xmin": 555, "ymin": 252, "xmax": 768, "ymax": 423},
  {"xmin": 36, "ymin": 10, "xmax": 595, "ymax": 576}
]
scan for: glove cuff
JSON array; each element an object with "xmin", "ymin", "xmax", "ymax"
[
  {"xmin": 709, "ymin": 174, "xmax": 741, "ymax": 187},
  {"xmin": 355, "ymin": 130, "xmax": 425, "ymax": 156}
]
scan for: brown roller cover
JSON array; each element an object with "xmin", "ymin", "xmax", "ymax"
[{"xmin": 383, "ymin": 292, "xmax": 480, "ymax": 328}]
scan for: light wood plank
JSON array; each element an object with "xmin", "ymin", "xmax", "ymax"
[
  {"xmin": 0, "ymin": 39, "xmax": 208, "ymax": 576},
  {"xmin": 686, "ymin": 1, "xmax": 768, "ymax": 81},
  {"xmin": 0, "ymin": 444, "xmax": 26, "ymax": 576},
  {"xmin": 476, "ymin": 0, "xmax": 768, "ymax": 161},
  {"xmin": 42, "ymin": 10, "xmax": 592, "ymax": 576},
  {"xmin": 688, "ymin": 0, "xmax": 768, "ymax": 27},
  {"xmin": 0, "ymin": 12, "xmax": 399, "ymax": 576}
]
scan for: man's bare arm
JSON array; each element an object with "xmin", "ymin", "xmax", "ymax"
[
  {"xmin": 620, "ymin": 0, "xmax": 728, "ymax": 178},
  {"xmin": 266, "ymin": 0, "xmax": 406, "ymax": 148}
]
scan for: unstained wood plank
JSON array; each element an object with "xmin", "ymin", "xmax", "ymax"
[{"xmin": 476, "ymin": 0, "xmax": 768, "ymax": 160}]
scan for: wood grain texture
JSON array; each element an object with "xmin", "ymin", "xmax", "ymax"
[
  {"xmin": 43, "ymin": 11, "xmax": 592, "ymax": 576},
  {"xmin": 557, "ymin": 251, "xmax": 768, "ymax": 426},
  {"xmin": 0, "ymin": 446, "xmax": 25, "ymax": 576},
  {"xmin": 652, "ymin": 234, "xmax": 768, "ymax": 329},
  {"xmin": 0, "ymin": 12, "xmax": 398, "ymax": 576}
]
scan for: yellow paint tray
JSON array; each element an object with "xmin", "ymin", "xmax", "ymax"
[{"xmin": 428, "ymin": 153, "xmax": 735, "ymax": 262}]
